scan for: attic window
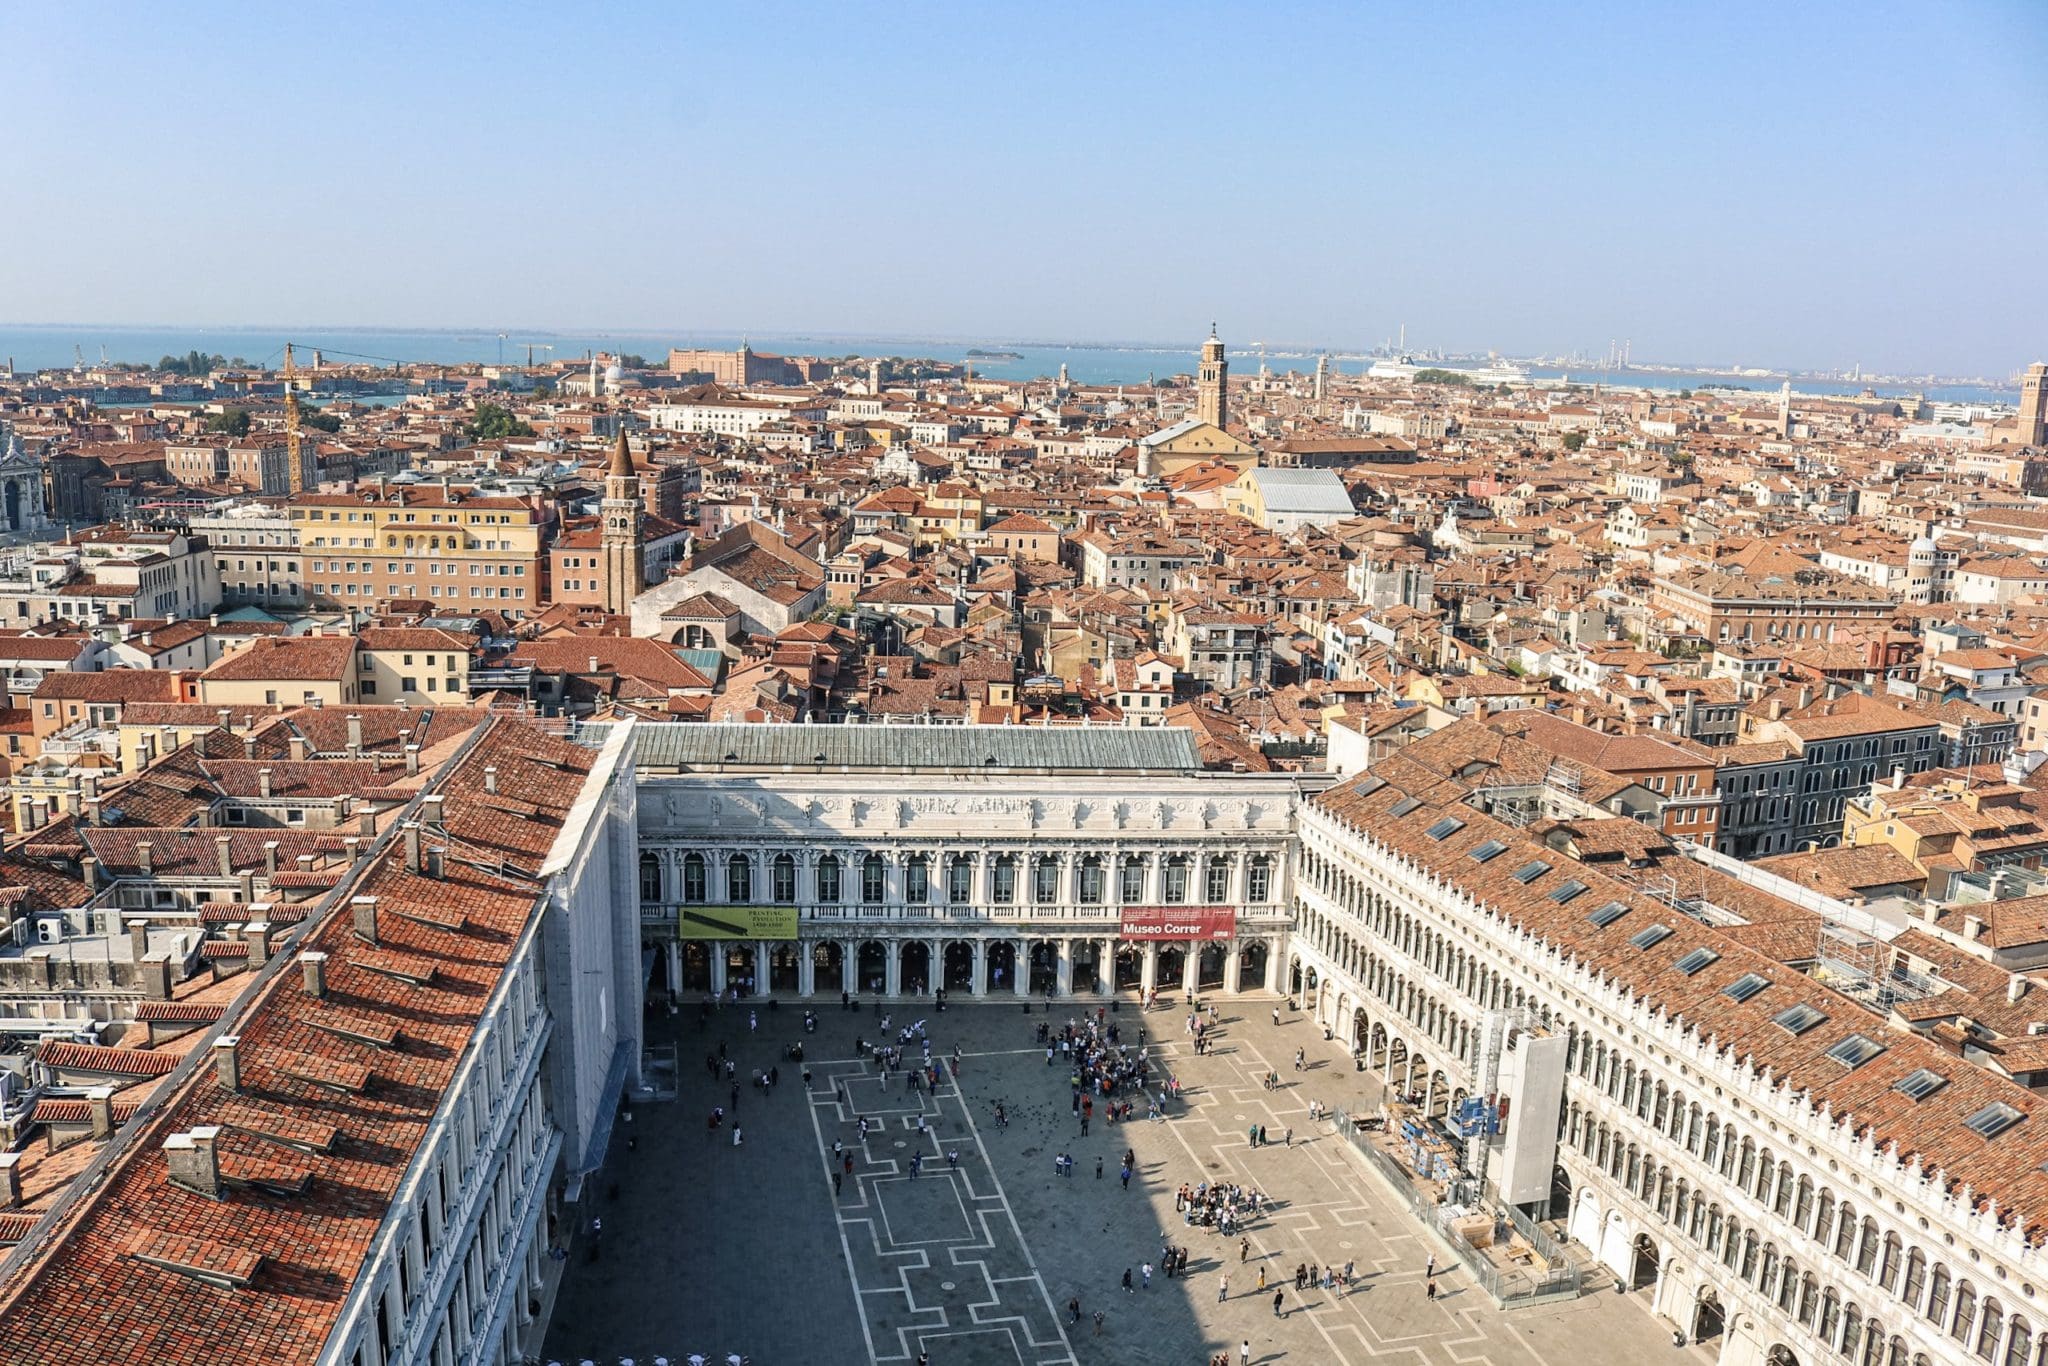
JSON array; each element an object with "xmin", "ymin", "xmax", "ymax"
[
  {"xmin": 1424, "ymin": 817, "xmax": 1465, "ymax": 841},
  {"xmin": 1674, "ymin": 947, "xmax": 1720, "ymax": 975},
  {"xmin": 1511, "ymin": 860, "xmax": 1551, "ymax": 884},
  {"xmin": 1773, "ymin": 1003, "xmax": 1828, "ymax": 1036},
  {"xmin": 1629, "ymin": 923, "xmax": 1674, "ymax": 950},
  {"xmin": 1469, "ymin": 840, "xmax": 1508, "ymax": 863},
  {"xmin": 126, "ymin": 1232, "xmax": 263, "ymax": 1290},
  {"xmin": 1965, "ymin": 1102, "xmax": 2025, "ymax": 1139},
  {"xmin": 1825, "ymin": 1034, "xmax": 1887, "ymax": 1069},
  {"xmin": 1722, "ymin": 973, "xmax": 1770, "ymax": 1003},
  {"xmin": 1352, "ymin": 775, "xmax": 1387, "ymax": 797},
  {"xmin": 1586, "ymin": 901, "xmax": 1629, "ymax": 928},
  {"xmin": 1547, "ymin": 879, "xmax": 1589, "ymax": 904},
  {"xmin": 1893, "ymin": 1068, "xmax": 1948, "ymax": 1101},
  {"xmin": 1389, "ymin": 796, "xmax": 1423, "ymax": 818}
]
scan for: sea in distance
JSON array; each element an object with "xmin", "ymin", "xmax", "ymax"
[{"xmin": 0, "ymin": 322, "xmax": 2017, "ymax": 407}]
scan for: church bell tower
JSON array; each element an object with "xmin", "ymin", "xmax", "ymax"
[
  {"xmin": 600, "ymin": 426, "xmax": 645, "ymax": 614},
  {"xmin": 1197, "ymin": 324, "xmax": 1228, "ymax": 429}
]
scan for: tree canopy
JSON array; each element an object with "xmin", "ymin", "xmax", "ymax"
[
  {"xmin": 159, "ymin": 350, "xmax": 226, "ymax": 378},
  {"xmin": 1411, "ymin": 368, "xmax": 1471, "ymax": 386},
  {"xmin": 1562, "ymin": 431, "xmax": 1588, "ymax": 452},
  {"xmin": 202, "ymin": 407, "xmax": 252, "ymax": 437},
  {"xmin": 467, "ymin": 402, "xmax": 533, "ymax": 441}
]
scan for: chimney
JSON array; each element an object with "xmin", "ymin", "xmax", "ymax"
[
  {"xmin": 344, "ymin": 836, "xmax": 362, "ymax": 862},
  {"xmin": 1965, "ymin": 915, "xmax": 1986, "ymax": 942},
  {"xmin": 164, "ymin": 1127, "xmax": 223, "ymax": 1199},
  {"xmin": 1797, "ymin": 686, "xmax": 1813, "ymax": 709},
  {"xmin": 82, "ymin": 795, "xmax": 102, "ymax": 827},
  {"xmin": 246, "ymin": 920, "xmax": 271, "ymax": 967},
  {"xmin": 88, "ymin": 1086, "xmax": 114, "ymax": 1140},
  {"xmin": 242, "ymin": 735, "xmax": 258, "ymax": 761},
  {"xmin": 351, "ymin": 887, "xmax": 385, "ymax": 939},
  {"xmin": 2010, "ymin": 976, "xmax": 2028, "ymax": 1004},
  {"xmin": 0, "ymin": 1152, "xmax": 19, "ymax": 1210},
  {"xmin": 216, "ymin": 834, "xmax": 234, "ymax": 879},
  {"xmin": 140, "ymin": 951, "xmax": 173, "ymax": 1000},
  {"xmin": 420, "ymin": 795, "xmax": 444, "ymax": 829},
  {"xmin": 484, "ymin": 766, "xmax": 498, "ymax": 795},
  {"xmin": 405, "ymin": 744, "xmax": 420, "ymax": 776},
  {"xmin": 264, "ymin": 840, "xmax": 280, "ymax": 876},
  {"xmin": 358, "ymin": 808, "xmax": 375, "ymax": 836},
  {"xmin": 290, "ymin": 736, "xmax": 312, "ymax": 761},
  {"xmin": 1892, "ymin": 765, "xmax": 1907, "ymax": 790},
  {"xmin": 346, "ymin": 714, "xmax": 363, "ymax": 756},
  {"xmin": 588, "ymin": 656, "xmax": 601, "ymax": 673},
  {"xmin": 403, "ymin": 823, "xmax": 423, "ymax": 874},
  {"xmin": 212, "ymin": 1035, "xmax": 242, "ymax": 1092},
  {"xmin": 216, "ymin": 707, "xmax": 231, "ymax": 731},
  {"xmin": 80, "ymin": 855, "xmax": 98, "ymax": 889},
  {"xmin": 301, "ymin": 950, "xmax": 328, "ymax": 999},
  {"xmin": 258, "ymin": 768, "xmax": 273, "ymax": 798},
  {"xmin": 1767, "ymin": 699, "xmax": 1783, "ymax": 721},
  {"xmin": 128, "ymin": 918, "xmax": 150, "ymax": 961},
  {"xmin": 135, "ymin": 841, "xmax": 153, "ymax": 876}
]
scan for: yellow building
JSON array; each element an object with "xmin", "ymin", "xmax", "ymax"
[
  {"xmin": 354, "ymin": 627, "xmax": 476, "ymax": 704},
  {"xmin": 197, "ymin": 635, "xmax": 361, "ymax": 710},
  {"xmin": 288, "ymin": 482, "xmax": 549, "ymax": 615}
]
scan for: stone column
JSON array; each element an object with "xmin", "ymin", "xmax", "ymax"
[
  {"xmin": 798, "ymin": 944, "xmax": 815, "ymax": 998},
  {"xmin": 885, "ymin": 940, "xmax": 902, "ymax": 998},
  {"xmin": 842, "ymin": 946, "xmax": 857, "ymax": 997},
  {"xmin": 1139, "ymin": 943, "xmax": 1157, "ymax": 999},
  {"xmin": 1182, "ymin": 945, "xmax": 1202, "ymax": 996},
  {"xmin": 1055, "ymin": 939, "xmax": 1073, "ymax": 996},
  {"xmin": 1223, "ymin": 942, "xmax": 1242, "ymax": 995},
  {"xmin": 710, "ymin": 948, "xmax": 727, "ymax": 996},
  {"xmin": 1013, "ymin": 940, "xmax": 1030, "ymax": 997},
  {"xmin": 666, "ymin": 940, "xmax": 682, "ymax": 998},
  {"xmin": 1263, "ymin": 939, "xmax": 1282, "ymax": 994},
  {"xmin": 756, "ymin": 940, "xmax": 772, "ymax": 996},
  {"xmin": 971, "ymin": 940, "xmax": 987, "ymax": 998}
]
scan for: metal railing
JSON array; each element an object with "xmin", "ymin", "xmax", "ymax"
[{"xmin": 1333, "ymin": 1107, "xmax": 1581, "ymax": 1306}]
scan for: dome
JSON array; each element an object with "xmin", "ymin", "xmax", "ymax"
[
  {"xmin": 604, "ymin": 363, "xmax": 624, "ymax": 383},
  {"xmin": 1910, "ymin": 535, "xmax": 1939, "ymax": 556}
]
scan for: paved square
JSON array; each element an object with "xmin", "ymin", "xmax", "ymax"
[{"xmin": 543, "ymin": 996, "xmax": 1695, "ymax": 1365}]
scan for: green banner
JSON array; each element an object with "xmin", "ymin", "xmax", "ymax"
[{"xmin": 676, "ymin": 905, "xmax": 799, "ymax": 941}]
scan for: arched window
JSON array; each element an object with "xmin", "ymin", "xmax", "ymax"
[
  {"xmin": 772, "ymin": 853, "xmax": 795, "ymax": 904},
  {"xmin": 1119, "ymin": 857, "xmax": 1145, "ymax": 903},
  {"xmin": 817, "ymin": 854, "xmax": 841, "ymax": 904},
  {"xmin": 1952, "ymin": 1281, "xmax": 1977, "ymax": 1343},
  {"xmin": 1799, "ymin": 1273, "xmax": 1819, "ymax": 1326},
  {"xmin": 1856, "ymin": 1218, "xmax": 1879, "ymax": 1277},
  {"xmin": 1904, "ymin": 1249, "xmax": 1927, "ymax": 1311},
  {"xmin": 1796, "ymin": 1176, "xmax": 1815, "ymax": 1230},
  {"xmin": 1078, "ymin": 856, "xmax": 1104, "ymax": 905},
  {"xmin": 992, "ymin": 855, "xmax": 1016, "ymax": 904},
  {"xmin": 1163, "ymin": 855, "xmax": 1190, "ymax": 904},
  {"xmin": 1205, "ymin": 857, "xmax": 1230, "ymax": 903},
  {"xmin": 1842, "ymin": 1305, "xmax": 1864, "ymax": 1360},
  {"xmin": 862, "ymin": 854, "xmax": 886, "ymax": 904},
  {"xmin": 726, "ymin": 854, "xmax": 751, "ymax": 903},
  {"xmin": 948, "ymin": 856, "xmax": 972, "ymax": 905},
  {"xmin": 2003, "ymin": 1316, "xmax": 2030, "ymax": 1366},
  {"xmin": 905, "ymin": 855, "xmax": 929, "ymax": 905},
  {"xmin": 1821, "ymin": 1286, "xmax": 1842, "ymax": 1341},
  {"xmin": 1779, "ymin": 1259, "xmax": 1801, "ymax": 1313},
  {"xmin": 1247, "ymin": 856, "xmax": 1272, "ymax": 902},
  {"xmin": 683, "ymin": 852, "xmax": 706, "ymax": 903},
  {"xmin": 1878, "ymin": 1234, "xmax": 1901, "ymax": 1292},
  {"xmin": 1927, "ymin": 1264, "xmax": 1952, "ymax": 1326},
  {"xmin": 1033, "ymin": 857, "xmax": 1059, "ymax": 905},
  {"xmin": 639, "ymin": 852, "xmax": 662, "ymax": 902},
  {"xmin": 1974, "ymin": 1300, "xmax": 2001, "ymax": 1360}
]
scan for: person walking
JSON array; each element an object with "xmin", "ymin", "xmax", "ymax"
[
  {"xmin": 1283, "ymin": 1126, "xmax": 1293, "ymax": 1147},
  {"xmin": 1239, "ymin": 1236, "xmax": 1250, "ymax": 1263},
  {"xmin": 1240, "ymin": 1342, "xmax": 1251, "ymax": 1366},
  {"xmin": 1092, "ymin": 1309, "xmax": 1104, "ymax": 1337},
  {"xmin": 1141, "ymin": 1261, "xmax": 1151, "ymax": 1289},
  {"xmin": 1257, "ymin": 1265, "xmax": 1267, "ymax": 1291},
  {"xmin": 1218, "ymin": 1276, "xmax": 1229, "ymax": 1302},
  {"xmin": 1067, "ymin": 1297, "xmax": 1081, "ymax": 1326},
  {"xmin": 1122, "ymin": 1268, "xmax": 1134, "ymax": 1294},
  {"xmin": 1273, "ymin": 1288, "xmax": 1285, "ymax": 1317},
  {"xmin": 1424, "ymin": 1253, "xmax": 1437, "ymax": 1281},
  {"xmin": 1427, "ymin": 1277, "xmax": 1439, "ymax": 1301},
  {"xmin": 1120, "ymin": 1164, "xmax": 1132, "ymax": 1189},
  {"xmin": 731, "ymin": 1123, "xmax": 743, "ymax": 1147},
  {"xmin": 1096, "ymin": 1156, "xmax": 1103, "ymax": 1180},
  {"xmin": 1272, "ymin": 1005, "xmax": 1280, "ymax": 1026}
]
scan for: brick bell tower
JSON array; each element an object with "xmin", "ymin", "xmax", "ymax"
[{"xmin": 600, "ymin": 425, "xmax": 644, "ymax": 614}]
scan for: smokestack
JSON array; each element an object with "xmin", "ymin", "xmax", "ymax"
[
  {"xmin": 301, "ymin": 950, "xmax": 328, "ymax": 999},
  {"xmin": 403, "ymin": 823, "xmax": 422, "ymax": 874},
  {"xmin": 128, "ymin": 918, "xmax": 150, "ymax": 961},
  {"xmin": 80, "ymin": 855, "xmax": 98, "ymax": 889},
  {"xmin": 216, "ymin": 835, "xmax": 234, "ymax": 879},
  {"xmin": 136, "ymin": 841, "xmax": 153, "ymax": 876},
  {"xmin": 346, "ymin": 714, "xmax": 362, "ymax": 756},
  {"xmin": 352, "ymin": 895, "xmax": 379, "ymax": 945},
  {"xmin": 0, "ymin": 1152, "xmax": 20, "ymax": 1210},
  {"xmin": 484, "ymin": 766, "xmax": 498, "ymax": 795},
  {"xmin": 163, "ymin": 1127, "xmax": 222, "ymax": 1200},
  {"xmin": 245, "ymin": 920, "xmax": 271, "ymax": 967},
  {"xmin": 290, "ymin": 736, "xmax": 312, "ymax": 761},
  {"xmin": 258, "ymin": 768, "xmax": 273, "ymax": 799},
  {"xmin": 264, "ymin": 840, "xmax": 280, "ymax": 876},
  {"xmin": 212, "ymin": 1035, "xmax": 242, "ymax": 1092},
  {"xmin": 405, "ymin": 744, "xmax": 420, "ymax": 776}
]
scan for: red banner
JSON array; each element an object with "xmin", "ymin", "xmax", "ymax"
[{"xmin": 1119, "ymin": 906, "xmax": 1236, "ymax": 941}]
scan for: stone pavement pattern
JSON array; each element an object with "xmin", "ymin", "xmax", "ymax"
[{"xmin": 544, "ymin": 997, "xmax": 1692, "ymax": 1365}]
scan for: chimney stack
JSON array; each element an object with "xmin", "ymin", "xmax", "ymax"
[
  {"xmin": 420, "ymin": 795, "xmax": 444, "ymax": 829},
  {"xmin": 301, "ymin": 950, "xmax": 329, "ymax": 999},
  {"xmin": 163, "ymin": 1127, "xmax": 223, "ymax": 1199},
  {"xmin": 2010, "ymin": 976, "xmax": 2028, "ymax": 1004},
  {"xmin": 128, "ymin": 918, "xmax": 150, "ymax": 962},
  {"xmin": 216, "ymin": 708, "xmax": 231, "ymax": 731},
  {"xmin": 216, "ymin": 835, "xmax": 234, "ymax": 879},
  {"xmin": 352, "ymin": 895, "xmax": 379, "ymax": 944},
  {"xmin": 135, "ymin": 841, "xmax": 153, "ymax": 876},
  {"xmin": 0, "ymin": 1152, "xmax": 20, "ymax": 1210},
  {"xmin": 258, "ymin": 768, "xmax": 273, "ymax": 799},
  {"xmin": 212, "ymin": 1035, "xmax": 242, "ymax": 1093},
  {"xmin": 484, "ymin": 766, "xmax": 498, "ymax": 795},
  {"xmin": 88, "ymin": 1086, "xmax": 114, "ymax": 1140},
  {"xmin": 246, "ymin": 920, "xmax": 271, "ymax": 967},
  {"xmin": 344, "ymin": 836, "xmax": 362, "ymax": 863},
  {"xmin": 80, "ymin": 855, "xmax": 98, "ymax": 889},
  {"xmin": 264, "ymin": 840, "xmax": 280, "ymax": 876},
  {"xmin": 346, "ymin": 714, "xmax": 363, "ymax": 756},
  {"xmin": 405, "ymin": 744, "xmax": 420, "ymax": 776},
  {"xmin": 290, "ymin": 736, "xmax": 311, "ymax": 761}
]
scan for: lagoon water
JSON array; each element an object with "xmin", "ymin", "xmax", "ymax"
[{"xmin": 0, "ymin": 323, "xmax": 2015, "ymax": 406}]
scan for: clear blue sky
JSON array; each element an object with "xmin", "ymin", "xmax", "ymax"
[{"xmin": 3, "ymin": 2, "xmax": 2042, "ymax": 376}]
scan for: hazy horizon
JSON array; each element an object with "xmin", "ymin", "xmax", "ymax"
[{"xmin": 3, "ymin": 1, "xmax": 2041, "ymax": 377}]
